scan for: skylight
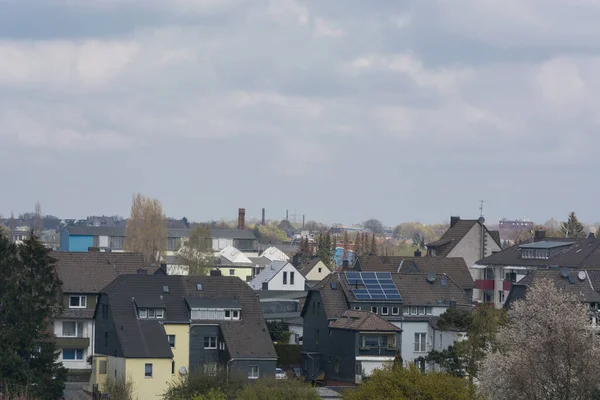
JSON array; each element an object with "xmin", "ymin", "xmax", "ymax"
[{"xmin": 196, "ymin": 283, "xmax": 203, "ymax": 291}]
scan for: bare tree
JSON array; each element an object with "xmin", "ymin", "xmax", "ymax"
[
  {"xmin": 479, "ymin": 279, "xmax": 600, "ymax": 399},
  {"xmin": 124, "ymin": 193, "xmax": 167, "ymax": 265},
  {"xmin": 177, "ymin": 225, "xmax": 214, "ymax": 276}
]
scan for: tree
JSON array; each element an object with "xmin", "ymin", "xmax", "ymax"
[
  {"xmin": 561, "ymin": 211, "xmax": 585, "ymax": 239},
  {"xmin": 178, "ymin": 225, "xmax": 214, "ymax": 276},
  {"xmin": 124, "ymin": 193, "xmax": 167, "ymax": 265},
  {"xmin": 255, "ymin": 224, "xmax": 288, "ymax": 244},
  {"xmin": 342, "ymin": 231, "xmax": 349, "ymax": 262},
  {"xmin": 266, "ymin": 320, "xmax": 291, "ymax": 343},
  {"xmin": 479, "ymin": 279, "xmax": 600, "ymax": 399},
  {"xmin": 362, "ymin": 232, "xmax": 370, "ymax": 256},
  {"xmin": 235, "ymin": 378, "xmax": 320, "ymax": 400},
  {"xmin": 0, "ymin": 231, "xmax": 67, "ymax": 399},
  {"xmin": 543, "ymin": 218, "xmax": 562, "ymax": 237},
  {"xmin": 315, "ymin": 233, "xmax": 334, "ymax": 269},
  {"xmin": 354, "ymin": 232, "xmax": 362, "ymax": 257},
  {"xmin": 343, "ymin": 364, "xmax": 474, "ymax": 400},
  {"xmin": 363, "ymin": 219, "xmax": 384, "ymax": 234},
  {"xmin": 370, "ymin": 233, "xmax": 377, "ymax": 256},
  {"xmin": 33, "ymin": 201, "xmax": 43, "ymax": 236},
  {"xmin": 425, "ymin": 305, "xmax": 507, "ymax": 381}
]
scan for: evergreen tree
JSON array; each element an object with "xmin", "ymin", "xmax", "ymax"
[
  {"xmin": 0, "ymin": 231, "xmax": 66, "ymax": 399},
  {"xmin": 354, "ymin": 233, "xmax": 362, "ymax": 257},
  {"xmin": 363, "ymin": 232, "xmax": 370, "ymax": 256},
  {"xmin": 371, "ymin": 233, "xmax": 378, "ymax": 256},
  {"xmin": 561, "ymin": 211, "xmax": 585, "ymax": 238},
  {"xmin": 342, "ymin": 231, "xmax": 349, "ymax": 262},
  {"xmin": 331, "ymin": 235, "xmax": 338, "ymax": 268}
]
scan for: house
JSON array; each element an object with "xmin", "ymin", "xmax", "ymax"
[
  {"xmin": 474, "ymin": 231, "xmax": 600, "ymax": 308},
  {"xmin": 505, "ymin": 269, "xmax": 600, "ymax": 327},
  {"xmin": 297, "ymin": 258, "xmax": 331, "ymax": 283},
  {"xmin": 214, "ymin": 246, "xmax": 255, "ymax": 281},
  {"xmin": 91, "ymin": 273, "xmax": 276, "ymax": 399},
  {"xmin": 51, "ymin": 251, "xmax": 162, "ymax": 381},
  {"xmin": 259, "ymin": 246, "xmax": 290, "ymax": 262},
  {"xmin": 353, "ymin": 256, "xmax": 475, "ymax": 300},
  {"xmin": 249, "ymin": 261, "xmax": 306, "ymax": 291},
  {"xmin": 248, "ymin": 256, "xmax": 272, "ymax": 277},
  {"xmin": 301, "ymin": 271, "xmax": 472, "ymax": 384},
  {"xmin": 258, "ymin": 290, "xmax": 308, "ymax": 345}
]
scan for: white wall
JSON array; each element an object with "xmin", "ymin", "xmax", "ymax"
[
  {"xmin": 213, "ymin": 238, "xmax": 234, "ymax": 251},
  {"xmin": 303, "ymin": 261, "xmax": 331, "ymax": 281},
  {"xmin": 268, "ymin": 263, "xmax": 306, "ymax": 291},
  {"xmin": 450, "ymin": 223, "xmax": 502, "ymax": 278},
  {"xmin": 357, "ymin": 358, "xmax": 394, "ymax": 376},
  {"xmin": 288, "ymin": 324, "xmax": 303, "ymax": 345},
  {"xmin": 99, "ymin": 236, "xmax": 109, "ymax": 247},
  {"xmin": 107, "ymin": 356, "xmax": 127, "ymax": 381},
  {"xmin": 54, "ymin": 319, "xmax": 94, "ymax": 370}
]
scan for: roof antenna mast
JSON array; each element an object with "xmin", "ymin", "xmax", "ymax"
[{"xmin": 479, "ymin": 200, "xmax": 487, "ymax": 218}]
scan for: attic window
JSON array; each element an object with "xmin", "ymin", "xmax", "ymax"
[
  {"xmin": 138, "ymin": 308, "xmax": 165, "ymax": 319},
  {"xmin": 196, "ymin": 283, "xmax": 203, "ymax": 291}
]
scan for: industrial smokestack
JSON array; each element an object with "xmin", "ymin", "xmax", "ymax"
[
  {"xmin": 262, "ymin": 208, "xmax": 266, "ymax": 225},
  {"xmin": 286, "ymin": 210, "xmax": 289, "ymax": 221},
  {"xmin": 238, "ymin": 208, "xmax": 246, "ymax": 230},
  {"xmin": 302, "ymin": 215, "xmax": 305, "ymax": 229}
]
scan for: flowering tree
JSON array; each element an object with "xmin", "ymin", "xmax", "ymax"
[{"xmin": 479, "ymin": 279, "xmax": 600, "ymax": 399}]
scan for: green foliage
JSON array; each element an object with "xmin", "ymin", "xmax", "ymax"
[
  {"xmin": 235, "ymin": 378, "xmax": 319, "ymax": 400},
  {"xmin": 178, "ymin": 225, "xmax": 214, "ymax": 276},
  {"xmin": 191, "ymin": 388, "xmax": 227, "ymax": 400},
  {"xmin": 104, "ymin": 376, "xmax": 135, "ymax": 400},
  {"xmin": 561, "ymin": 211, "xmax": 585, "ymax": 238},
  {"xmin": 267, "ymin": 321, "xmax": 291, "ymax": 343},
  {"xmin": 163, "ymin": 370, "xmax": 246, "ymax": 400},
  {"xmin": 362, "ymin": 219, "xmax": 384, "ymax": 234},
  {"xmin": 354, "ymin": 232, "xmax": 362, "ymax": 257},
  {"xmin": 342, "ymin": 230, "xmax": 349, "ymax": 261},
  {"xmin": 370, "ymin": 233, "xmax": 377, "ymax": 256},
  {"xmin": 315, "ymin": 233, "xmax": 334, "ymax": 269},
  {"xmin": 343, "ymin": 364, "xmax": 475, "ymax": 400},
  {"xmin": 274, "ymin": 344, "xmax": 302, "ymax": 366},
  {"xmin": 425, "ymin": 305, "xmax": 507, "ymax": 380},
  {"xmin": 254, "ymin": 224, "xmax": 288, "ymax": 243},
  {"xmin": 0, "ymin": 231, "xmax": 66, "ymax": 400}
]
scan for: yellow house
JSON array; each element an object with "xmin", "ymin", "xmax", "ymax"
[{"xmin": 298, "ymin": 258, "xmax": 331, "ymax": 282}]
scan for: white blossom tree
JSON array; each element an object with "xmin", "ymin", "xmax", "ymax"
[{"xmin": 479, "ymin": 279, "xmax": 600, "ymax": 399}]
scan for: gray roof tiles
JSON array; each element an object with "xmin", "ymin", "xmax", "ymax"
[{"xmin": 248, "ymin": 261, "xmax": 290, "ymax": 290}]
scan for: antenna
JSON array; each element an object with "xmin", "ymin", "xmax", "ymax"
[{"xmin": 479, "ymin": 200, "xmax": 487, "ymax": 218}]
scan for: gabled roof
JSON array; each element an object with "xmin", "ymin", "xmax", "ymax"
[
  {"xmin": 259, "ymin": 247, "xmax": 290, "ymax": 262},
  {"xmin": 303, "ymin": 274, "xmax": 349, "ymax": 320},
  {"xmin": 248, "ymin": 261, "xmax": 291, "ymax": 290},
  {"xmin": 329, "ymin": 310, "xmax": 401, "ymax": 332},
  {"xmin": 64, "ymin": 226, "xmax": 256, "ymax": 240},
  {"xmin": 51, "ymin": 251, "xmax": 160, "ymax": 293},
  {"xmin": 427, "ymin": 218, "xmax": 501, "ymax": 257},
  {"xmin": 100, "ymin": 274, "xmax": 275, "ymax": 359},
  {"xmin": 356, "ymin": 256, "xmax": 474, "ymax": 290},
  {"xmin": 248, "ymin": 256, "xmax": 272, "ymax": 266},
  {"xmin": 297, "ymin": 258, "xmax": 326, "ymax": 277},
  {"xmin": 218, "ymin": 246, "xmax": 252, "ymax": 265}
]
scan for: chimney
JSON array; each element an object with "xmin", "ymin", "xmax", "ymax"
[
  {"xmin": 342, "ymin": 260, "xmax": 349, "ymax": 270},
  {"xmin": 414, "ymin": 249, "xmax": 422, "ymax": 257},
  {"xmin": 261, "ymin": 208, "xmax": 266, "ymax": 225},
  {"xmin": 450, "ymin": 216, "xmax": 460, "ymax": 228},
  {"xmin": 210, "ymin": 269, "xmax": 222, "ymax": 277},
  {"xmin": 286, "ymin": 210, "xmax": 289, "ymax": 221},
  {"xmin": 292, "ymin": 254, "xmax": 300, "ymax": 267},
  {"xmin": 534, "ymin": 230, "xmax": 546, "ymax": 242},
  {"xmin": 238, "ymin": 208, "xmax": 246, "ymax": 230},
  {"xmin": 262, "ymin": 282, "xmax": 269, "ymax": 290},
  {"xmin": 302, "ymin": 215, "xmax": 305, "ymax": 229}
]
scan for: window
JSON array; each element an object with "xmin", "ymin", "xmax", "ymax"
[
  {"xmin": 425, "ymin": 307, "xmax": 433, "ymax": 315},
  {"xmin": 171, "ymin": 360, "xmax": 175, "ymax": 375},
  {"xmin": 167, "ymin": 335, "xmax": 176, "ymax": 348},
  {"xmin": 63, "ymin": 349, "xmax": 84, "ymax": 360},
  {"xmin": 484, "ymin": 268, "xmax": 495, "ymax": 280},
  {"xmin": 148, "ymin": 309, "xmax": 155, "ymax": 318},
  {"xmin": 411, "ymin": 306, "xmax": 417, "ymax": 315},
  {"xmin": 414, "ymin": 333, "xmax": 427, "ymax": 352},
  {"xmin": 318, "ymin": 267, "xmax": 322, "ymax": 273},
  {"xmin": 334, "ymin": 359, "xmax": 340, "ymax": 373},
  {"xmin": 156, "ymin": 309, "xmax": 164, "ymax": 319},
  {"xmin": 418, "ymin": 306, "xmax": 425, "ymax": 315},
  {"xmin": 167, "ymin": 237, "xmax": 181, "ymax": 251},
  {"xmin": 144, "ymin": 363, "xmax": 153, "ymax": 378},
  {"xmin": 232, "ymin": 310, "xmax": 240, "ymax": 320},
  {"xmin": 62, "ymin": 322, "xmax": 84, "ymax": 337},
  {"xmin": 290, "ymin": 272, "xmax": 295, "ymax": 285},
  {"xmin": 248, "ymin": 365, "xmax": 259, "ymax": 379},
  {"xmin": 316, "ymin": 329, "xmax": 319, "ymax": 345},
  {"xmin": 69, "ymin": 296, "xmax": 86, "ymax": 309},
  {"xmin": 102, "ymin": 304, "xmax": 109, "ymax": 319},
  {"xmin": 229, "ymin": 269, "xmax": 235, "ymax": 276},
  {"xmin": 204, "ymin": 336, "xmax": 217, "ymax": 349},
  {"xmin": 360, "ymin": 335, "xmax": 390, "ymax": 348},
  {"xmin": 381, "ymin": 306, "xmax": 389, "ymax": 315},
  {"xmin": 225, "ymin": 310, "xmax": 231, "ymax": 319},
  {"xmin": 498, "ymin": 290, "xmax": 505, "ymax": 304},
  {"xmin": 371, "ymin": 306, "xmax": 378, "ymax": 314},
  {"xmin": 109, "ymin": 236, "xmax": 124, "ymax": 250},
  {"xmin": 139, "ymin": 309, "xmax": 148, "ymax": 318},
  {"xmin": 104, "ymin": 332, "xmax": 108, "ymax": 347},
  {"xmin": 403, "ymin": 306, "xmax": 409, "ymax": 315},
  {"xmin": 354, "ymin": 306, "xmax": 361, "ymax": 311},
  {"xmin": 99, "ymin": 360, "xmax": 107, "ymax": 375},
  {"xmin": 392, "ymin": 307, "xmax": 399, "ymax": 315},
  {"xmin": 283, "ymin": 271, "xmax": 288, "ymax": 285}
]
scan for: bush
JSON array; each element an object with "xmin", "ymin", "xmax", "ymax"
[
  {"xmin": 274, "ymin": 344, "xmax": 302, "ymax": 366},
  {"xmin": 163, "ymin": 371, "xmax": 246, "ymax": 400},
  {"xmin": 234, "ymin": 378, "xmax": 319, "ymax": 400},
  {"xmin": 103, "ymin": 376, "xmax": 135, "ymax": 400}
]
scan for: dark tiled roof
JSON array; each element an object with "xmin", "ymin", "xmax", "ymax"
[
  {"xmin": 64, "ymin": 226, "xmax": 125, "ymax": 236},
  {"xmin": 329, "ymin": 310, "xmax": 401, "ymax": 332},
  {"xmin": 304, "ymin": 274, "xmax": 348, "ymax": 319},
  {"xmin": 489, "ymin": 231, "xmax": 501, "ymax": 247},
  {"xmin": 297, "ymin": 258, "xmax": 323, "ymax": 277},
  {"xmin": 101, "ymin": 274, "xmax": 274, "ymax": 359},
  {"xmin": 478, "ymin": 237, "xmax": 600, "ymax": 268},
  {"xmin": 506, "ymin": 269, "xmax": 600, "ymax": 305},
  {"xmin": 356, "ymin": 256, "xmax": 474, "ymax": 290},
  {"xmin": 427, "ymin": 219, "xmax": 501, "ymax": 257},
  {"xmin": 51, "ymin": 251, "xmax": 159, "ymax": 293}
]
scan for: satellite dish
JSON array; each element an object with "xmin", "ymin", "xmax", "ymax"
[
  {"xmin": 427, "ymin": 272, "xmax": 436, "ymax": 283},
  {"xmin": 179, "ymin": 366, "xmax": 188, "ymax": 375},
  {"xmin": 560, "ymin": 267, "xmax": 569, "ymax": 278},
  {"xmin": 578, "ymin": 271, "xmax": 587, "ymax": 281}
]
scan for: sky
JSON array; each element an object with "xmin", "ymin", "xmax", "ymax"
[{"xmin": 1, "ymin": 0, "xmax": 599, "ymax": 227}]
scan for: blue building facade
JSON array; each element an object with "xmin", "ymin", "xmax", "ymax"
[{"xmin": 334, "ymin": 247, "xmax": 354, "ymax": 267}]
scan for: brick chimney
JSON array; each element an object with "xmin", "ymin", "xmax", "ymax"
[
  {"xmin": 534, "ymin": 230, "xmax": 546, "ymax": 242},
  {"xmin": 238, "ymin": 208, "xmax": 246, "ymax": 230},
  {"xmin": 261, "ymin": 208, "xmax": 266, "ymax": 225}
]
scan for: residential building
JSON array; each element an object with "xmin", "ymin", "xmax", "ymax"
[
  {"xmin": 249, "ymin": 261, "xmax": 306, "ymax": 291},
  {"xmin": 260, "ymin": 246, "xmax": 290, "ymax": 262},
  {"xmin": 474, "ymin": 231, "xmax": 600, "ymax": 308},
  {"xmin": 215, "ymin": 246, "xmax": 255, "ymax": 281},
  {"xmin": 258, "ymin": 290, "xmax": 308, "ymax": 345},
  {"xmin": 297, "ymin": 258, "xmax": 331, "ymax": 283},
  {"xmin": 353, "ymin": 256, "xmax": 474, "ymax": 300},
  {"xmin": 91, "ymin": 274, "xmax": 276, "ymax": 398},
  {"xmin": 498, "ymin": 218, "xmax": 534, "ymax": 242},
  {"xmin": 51, "ymin": 251, "xmax": 162, "ymax": 381},
  {"xmin": 301, "ymin": 271, "xmax": 471, "ymax": 384}
]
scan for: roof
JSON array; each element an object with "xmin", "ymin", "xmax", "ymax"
[
  {"xmin": 210, "ymin": 228, "xmax": 256, "ymax": 240},
  {"xmin": 248, "ymin": 261, "xmax": 290, "ymax": 290},
  {"xmin": 51, "ymin": 251, "xmax": 160, "ymax": 293},
  {"xmin": 64, "ymin": 226, "xmax": 125, "ymax": 237},
  {"xmin": 101, "ymin": 274, "xmax": 275, "ymax": 359},
  {"xmin": 259, "ymin": 247, "xmax": 290, "ymax": 262},
  {"xmin": 257, "ymin": 290, "xmax": 307, "ymax": 300},
  {"xmin": 297, "ymin": 258, "xmax": 325, "ymax": 277},
  {"xmin": 356, "ymin": 256, "xmax": 474, "ymax": 290},
  {"xmin": 426, "ymin": 219, "xmax": 501, "ymax": 257},
  {"xmin": 478, "ymin": 237, "xmax": 600, "ymax": 268},
  {"xmin": 218, "ymin": 246, "xmax": 252, "ymax": 264},
  {"xmin": 64, "ymin": 226, "xmax": 256, "ymax": 240},
  {"xmin": 519, "ymin": 241, "xmax": 575, "ymax": 249},
  {"xmin": 248, "ymin": 256, "xmax": 272, "ymax": 266},
  {"xmin": 329, "ymin": 310, "xmax": 401, "ymax": 332},
  {"xmin": 506, "ymin": 269, "xmax": 600, "ymax": 307},
  {"xmin": 303, "ymin": 274, "xmax": 349, "ymax": 320}
]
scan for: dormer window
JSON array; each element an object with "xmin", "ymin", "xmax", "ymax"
[
  {"xmin": 69, "ymin": 296, "xmax": 87, "ymax": 309},
  {"xmin": 192, "ymin": 308, "xmax": 241, "ymax": 320},
  {"xmin": 138, "ymin": 308, "xmax": 165, "ymax": 319}
]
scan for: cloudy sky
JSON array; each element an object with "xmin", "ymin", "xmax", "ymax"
[{"xmin": 1, "ymin": 0, "xmax": 599, "ymax": 226}]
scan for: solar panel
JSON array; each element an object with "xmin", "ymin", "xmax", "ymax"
[{"xmin": 345, "ymin": 271, "xmax": 402, "ymax": 300}]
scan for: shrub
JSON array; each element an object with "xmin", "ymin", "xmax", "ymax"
[
  {"xmin": 103, "ymin": 376, "xmax": 135, "ymax": 400},
  {"xmin": 235, "ymin": 378, "xmax": 319, "ymax": 400},
  {"xmin": 163, "ymin": 371, "xmax": 245, "ymax": 400}
]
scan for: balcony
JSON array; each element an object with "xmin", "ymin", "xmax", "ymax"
[
  {"xmin": 55, "ymin": 337, "xmax": 90, "ymax": 348},
  {"xmin": 358, "ymin": 346, "xmax": 399, "ymax": 356},
  {"xmin": 502, "ymin": 280, "xmax": 512, "ymax": 291},
  {"xmin": 475, "ymin": 279, "xmax": 495, "ymax": 290}
]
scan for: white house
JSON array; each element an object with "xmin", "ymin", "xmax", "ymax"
[
  {"xmin": 249, "ymin": 261, "xmax": 306, "ymax": 291},
  {"xmin": 260, "ymin": 246, "xmax": 290, "ymax": 262},
  {"xmin": 297, "ymin": 258, "xmax": 331, "ymax": 282}
]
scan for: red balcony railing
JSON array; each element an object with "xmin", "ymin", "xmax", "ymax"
[{"xmin": 474, "ymin": 279, "xmax": 495, "ymax": 290}]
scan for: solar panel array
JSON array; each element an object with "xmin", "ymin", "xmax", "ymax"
[{"xmin": 345, "ymin": 271, "xmax": 402, "ymax": 300}]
